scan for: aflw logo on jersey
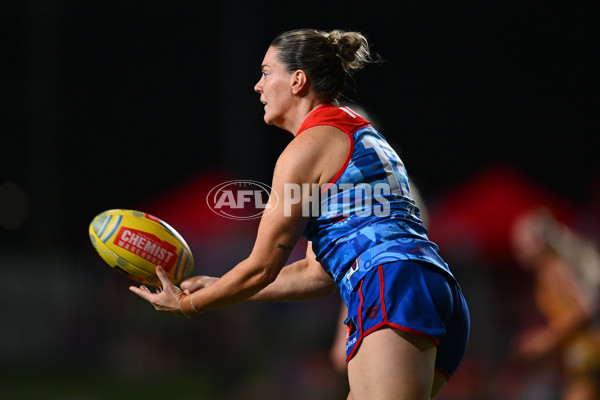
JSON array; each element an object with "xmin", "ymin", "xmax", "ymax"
[
  {"xmin": 114, "ymin": 227, "xmax": 177, "ymax": 268},
  {"xmin": 206, "ymin": 180, "xmax": 278, "ymax": 220}
]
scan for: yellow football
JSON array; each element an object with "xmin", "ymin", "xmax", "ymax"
[{"xmin": 89, "ymin": 209, "xmax": 194, "ymax": 286}]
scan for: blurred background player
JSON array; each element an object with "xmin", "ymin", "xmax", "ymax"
[{"xmin": 511, "ymin": 208, "xmax": 600, "ymax": 400}]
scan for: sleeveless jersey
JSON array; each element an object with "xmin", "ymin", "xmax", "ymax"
[{"xmin": 297, "ymin": 104, "xmax": 455, "ymax": 304}]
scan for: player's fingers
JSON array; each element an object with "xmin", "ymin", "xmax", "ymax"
[
  {"xmin": 179, "ymin": 277, "xmax": 195, "ymax": 291},
  {"xmin": 129, "ymin": 285, "xmax": 155, "ymax": 302},
  {"xmin": 155, "ymin": 266, "xmax": 174, "ymax": 289},
  {"xmin": 181, "ymin": 276, "xmax": 216, "ymax": 292}
]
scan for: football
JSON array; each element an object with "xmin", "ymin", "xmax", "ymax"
[{"xmin": 89, "ymin": 209, "xmax": 194, "ymax": 286}]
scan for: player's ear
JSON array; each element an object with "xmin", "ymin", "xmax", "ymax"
[{"xmin": 290, "ymin": 70, "xmax": 308, "ymax": 95}]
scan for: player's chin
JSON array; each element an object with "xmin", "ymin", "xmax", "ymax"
[
  {"xmin": 263, "ymin": 113, "xmax": 282, "ymax": 128},
  {"xmin": 263, "ymin": 113, "xmax": 273, "ymax": 125},
  {"xmin": 262, "ymin": 108, "xmax": 276, "ymax": 124}
]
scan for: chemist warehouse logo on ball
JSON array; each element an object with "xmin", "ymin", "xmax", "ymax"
[{"xmin": 207, "ymin": 180, "xmax": 393, "ymax": 220}]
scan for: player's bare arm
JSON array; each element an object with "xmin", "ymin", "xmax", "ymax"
[
  {"xmin": 181, "ymin": 241, "xmax": 335, "ymax": 301},
  {"xmin": 248, "ymin": 241, "xmax": 336, "ymax": 302},
  {"xmin": 130, "ymin": 124, "xmax": 347, "ymax": 314}
]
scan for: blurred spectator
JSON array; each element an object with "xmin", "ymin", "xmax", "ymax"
[{"xmin": 510, "ymin": 208, "xmax": 600, "ymax": 400}]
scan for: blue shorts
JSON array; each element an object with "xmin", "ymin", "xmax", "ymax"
[{"xmin": 344, "ymin": 260, "xmax": 470, "ymax": 379}]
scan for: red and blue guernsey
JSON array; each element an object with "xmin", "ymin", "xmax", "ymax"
[{"xmin": 297, "ymin": 104, "xmax": 455, "ymax": 304}]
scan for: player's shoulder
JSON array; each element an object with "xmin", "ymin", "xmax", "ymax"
[
  {"xmin": 277, "ymin": 124, "xmax": 350, "ymax": 186},
  {"xmin": 287, "ymin": 124, "xmax": 350, "ymax": 164},
  {"xmin": 279, "ymin": 126, "xmax": 336, "ymax": 166}
]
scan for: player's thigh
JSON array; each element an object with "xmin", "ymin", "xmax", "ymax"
[
  {"xmin": 347, "ymin": 371, "xmax": 446, "ymax": 400},
  {"xmin": 431, "ymin": 371, "xmax": 448, "ymax": 398},
  {"xmin": 347, "ymin": 327, "xmax": 437, "ymax": 400}
]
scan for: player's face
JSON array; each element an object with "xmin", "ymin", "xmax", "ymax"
[
  {"xmin": 254, "ymin": 46, "xmax": 295, "ymax": 128},
  {"xmin": 511, "ymin": 216, "xmax": 546, "ymax": 269}
]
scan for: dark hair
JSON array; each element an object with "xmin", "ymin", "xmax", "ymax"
[{"xmin": 270, "ymin": 29, "xmax": 373, "ymax": 103}]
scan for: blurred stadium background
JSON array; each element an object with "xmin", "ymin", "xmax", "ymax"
[{"xmin": 1, "ymin": 1, "xmax": 598, "ymax": 399}]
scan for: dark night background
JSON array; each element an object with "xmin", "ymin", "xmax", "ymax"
[{"xmin": 1, "ymin": 1, "xmax": 599, "ymax": 399}]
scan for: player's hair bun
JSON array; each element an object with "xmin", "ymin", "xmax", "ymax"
[{"xmin": 326, "ymin": 30, "xmax": 371, "ymax": 72}]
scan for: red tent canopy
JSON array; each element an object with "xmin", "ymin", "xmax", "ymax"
[{"xmin": 427, "ymin": 165, "xmax": 575, "ymax": 262}]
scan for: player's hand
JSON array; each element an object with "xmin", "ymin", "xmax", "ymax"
[
  {"xmin": 129, "ymin": 266, "xmax": 185, "ymax": 314},
  {"xmin": 180, "ymin": 275, "xmax": 218, "ymax": 294}
]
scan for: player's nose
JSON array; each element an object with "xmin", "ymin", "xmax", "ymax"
[{"xmin": 254, "ymin": 78, "xmax": 263, "ymax": 93}]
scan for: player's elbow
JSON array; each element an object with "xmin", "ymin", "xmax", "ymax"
[
  {"xmin": 246, "ymin": 253, "xmax": 284, "ymax": 288},
  {"xmin": 254, "ymin": 264, "xmax": 280, "ymax": 288}
]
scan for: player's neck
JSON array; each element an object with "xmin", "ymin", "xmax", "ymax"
[{"xmin": 289, "ymin": 100, "xmax": 328, "ymax": 136}]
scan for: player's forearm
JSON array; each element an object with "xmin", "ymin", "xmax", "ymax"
[
  {"xmin": 185, "ymin": 257, "xmax": 281, "ymax": 312},
  {"xmin": 249, "ymin": 258, "xmax": 336, "ymax": 302},
  {"xmin": 182, "ymin": 252, "xmax": 334, "ymax": 312}
]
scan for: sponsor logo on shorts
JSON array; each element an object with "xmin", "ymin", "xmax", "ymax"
[
  {"xmin": 345, "ymin": 318, "xmax": 357, "ymax": 341},
  {"xmin": 346, "ymin": 336, "xmax": 358, "ymax": 352}
]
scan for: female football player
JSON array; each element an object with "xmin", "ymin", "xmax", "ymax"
[{"xmin": 130, "ymin": 28, "xmax": 470, "ymax": 399}]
